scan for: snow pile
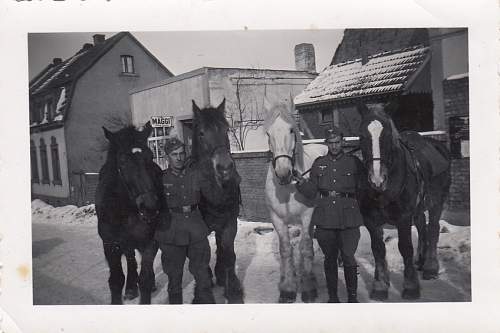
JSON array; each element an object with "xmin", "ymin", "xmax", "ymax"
[
  {"xmin": 384, "ymin": 220, "xmax": 470, "ymax": 273},
  {"xmin": 31, "ymin": 199, "xmax": 97, "ymax": 225}
]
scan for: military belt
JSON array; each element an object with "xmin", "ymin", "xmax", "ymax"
[
  {"xmin": 320, "ymin": 190, "xmax": 356, "ymax": 199},
  {"xmin": 169, "ymin": 204, "xmax": 198, "ymax": 214}
]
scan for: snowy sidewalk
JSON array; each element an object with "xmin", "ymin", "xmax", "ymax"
[{"xmin": 32, "ymin": 200, "xmax": 471, "ymax": 304}]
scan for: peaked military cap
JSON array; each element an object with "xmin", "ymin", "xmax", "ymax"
[
  {"xmin": 164, "ymin": 137, "xmax": 185, "ymax": 154},
  {"xmin": 324, "ymin": 126, "xmax": 343, "ymax": 142}
]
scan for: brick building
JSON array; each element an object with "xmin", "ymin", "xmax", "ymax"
[{"xmin": 29, "ymin": 32, "xmax": 173, "ymax": 206}]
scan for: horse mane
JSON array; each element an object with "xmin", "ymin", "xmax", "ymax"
[{"xmin": 263, "ymin": 102, "xmax": 304, "ymax": 172}]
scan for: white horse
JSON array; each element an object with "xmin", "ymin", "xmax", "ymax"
[{"xmin": 263, "ymin": 101, "xmax": 327, "ymax": 303}]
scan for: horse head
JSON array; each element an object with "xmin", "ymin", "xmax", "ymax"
[
  {"xmin": 192, "ymin": 99, "xmax": 236, "ymax": 186},
  {"xmin": 263, "ymin": 97, "xmax": 303, "ymax": 185},
  {"xmin": 357, "ymin": 102, "xmax": 400, "ymax": 192},
  {"xmin": 102, "ymin": 122, "xmax": 160, "ymax": 222}
]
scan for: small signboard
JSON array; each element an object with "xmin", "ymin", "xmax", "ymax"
[{"xmin": 151, "ymin": 116, "xmax": 173, "ymax": 127}]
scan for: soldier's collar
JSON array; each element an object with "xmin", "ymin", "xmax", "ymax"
[
  {"xmin": 168, "ymin": 166, "xmax": 186, "ymax": 177},
  {"xmin": 328, "ymin": 151, "xmax": 344, "ymax": 160}
]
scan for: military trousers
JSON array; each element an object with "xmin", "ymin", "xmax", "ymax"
[
  {"xmin": 159, "ymin": 238, "xmax": 214, "ymax": 303},
  {"xmin": 315, "ymin": 226, "xmax": 360, "ymax": 269}
]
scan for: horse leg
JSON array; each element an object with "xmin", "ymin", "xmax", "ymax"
[
  {"xmin": 123, "ymin": 248, "xmax": 139, "ymax": 300},
  {"xmin": 138, "ymin": 241, "xmax": 158, "ymax": 304},
  {"xmin": 422, "ymin": 203, "xmax": 443, "ymax": 280},
  {"xmin": 271, "ymin": 212, "xmax": 297, "ymax": 303},
  {"xmin": 299, "ymin": 209, "xmax": 317, "ymax": 303},
  {"xmin": 365, "ymin": 220, "xmax": 390, "ymax": 300},
  {"xmin": 220, "ymin": 218, "xmax": 244, "ymax": 304},
  {"xmin": 103, "ymin": 242, "xmax": 125, "ymax": 304},
  {"xmin": 397, "ymin": 220, "xmax": 420, "ymax": 299},
  {"xmin": 214, "ymin": 230, "xmax": 225, "ymax": 287},
  {"xmin": 413, "ymin": 211, "xmax": 427, "ymax": 271}
]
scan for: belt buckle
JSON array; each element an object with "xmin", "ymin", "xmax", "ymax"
[
  {"xmin": 182, "ymin": 205, "xmax": 191, "ymax": 213},
  {"xmin": 330, "ymin": 190, "xmax": 338, "ymax": 197}
]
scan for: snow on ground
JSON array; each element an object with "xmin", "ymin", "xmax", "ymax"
[
  {"xmin": 32, "ymin": 199, "xmax": 97, "ymax": 225},
  {"xmin": 31, "ymin": 200, "xmax": 471, "ymax": 304}
]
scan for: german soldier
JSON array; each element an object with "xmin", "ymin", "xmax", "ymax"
[
  {"xmin": 155, "ymin": 137, "xmax": 217, "ymax": 304},
  {"xmin": 296, "ymin": 127, "xmax": 365, "ymax": 303}
]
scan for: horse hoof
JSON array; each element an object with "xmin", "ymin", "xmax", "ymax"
[
  {"xmin": 370, "ymin": 289, "xmax": 389, "ymax": 301},
  {"xmin": 422, "ymin": 270, "xmax": 439, "ymax": 280},
  {"xmin": 402, "ymin": 288, "xmax": 420, "ymax": 300},
  {"xmin": 278, "ymin": 291, "xmax": 297, "ymax": 303},
  {"xmin": 226, "ymin": 294, "xmax": 244, "ymax": 304},
  {"xmin": 111, "ymin": 297, "xmax": 123, "ymax": 305},
  {"xmin": 124, "ymin": 288, "xmax": 139, "ymax": 300},
  {"xmin": 301, "ymin": 289, "xmax": 317, "ymax": 303}
]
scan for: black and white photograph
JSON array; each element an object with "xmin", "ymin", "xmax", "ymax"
[
  {"xmin": 0, "ymin": 1, "xmax": 499, "ymax": 332},
  {"xmin": 28, "ymin": 28, "xmax": 471, "ymax": 305}
]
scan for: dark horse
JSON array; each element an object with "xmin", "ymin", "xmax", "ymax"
[
  {"xmin": 357, "ymin": 103, "xmax": 451, "ymax": 300},
  {"xmin": 95, "ymin": 122, "xmax": 167, "ymax": 304},
  {"xmin": 191, "ymin": 99, "xmax": 244, "ymax": 303}
]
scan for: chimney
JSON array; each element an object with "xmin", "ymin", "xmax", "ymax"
[
  {"xmin": 294, "ymin": 43, "xmax": 316, "ymax": 73},
  {"xmin": 82, "ymin": 43, "xmax": 93, "ymax": 50},
  {"xmin": 93, "ymin": 34, "xmax": 105, "ymax": 45},
  {"xmin": 52, "ymin": 58, "xmax": 62, "ymax": 65}
]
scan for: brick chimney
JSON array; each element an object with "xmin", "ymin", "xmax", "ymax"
[
  {"xmin": 294, "ymin": 43, "xmax": 316, "ymax": 73},
  {"xmin": 93, "ymin": 34, "xmax": 105, "ymax": 45},
  {"xmin": 52, "ymin": 58, "xmax": 62, "ymax": 65}
]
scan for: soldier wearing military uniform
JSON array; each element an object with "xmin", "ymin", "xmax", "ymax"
[
  {"xmin": 296, "ymin": 127, "xmax": 365, "ymax": 303},
  {"xmin": 155, "ymin": 138, "xmax": 218, "ymax": 304}
]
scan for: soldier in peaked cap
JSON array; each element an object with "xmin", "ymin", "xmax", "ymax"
[
  {"xmin": 296, "ymin": 126, "xmax": 365, "ymax": 303},
  {"xmin": 155, "ymin": 137, "xmax": 221, "ymax": 304}
]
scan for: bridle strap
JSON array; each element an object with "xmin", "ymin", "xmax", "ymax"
[{"xmin": 272, "ymin": 154, "xmax": 294, "ymax": 169}]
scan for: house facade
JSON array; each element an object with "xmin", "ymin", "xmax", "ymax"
[
  {"xmin": 29, "ymin": 32, "xmax": 173, "ymax": 205},
  {"xmin": 130, "ymin": 66, "xmax": 317, "ymax": 169}
]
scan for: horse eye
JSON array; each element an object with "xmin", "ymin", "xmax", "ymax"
[{"xmin": 199, "ymin": 131, "xmax": 204, "ymax": 137}]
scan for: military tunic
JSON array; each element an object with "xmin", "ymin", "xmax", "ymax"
[
  {"xmin": 155, "ymin": 165, "xmax": 222, "ymax": 303},
  {"xmin": 155, "ymin": 166, "xmax": 209, "ymax": 246},
  {"xmin": 297, "ymin": 152, "xmax": 364, "ymax": 229}
]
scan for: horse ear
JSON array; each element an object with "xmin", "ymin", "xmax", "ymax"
[
  {"xmin": 356, "ymin": 102, "xmax": 370, "ymax": 118},
  {"xmin": 142, "ymin": 121, "xmax": 153, "ymax": 138},
  {"xmin": 217, "ymin": 98, "xmax": 226, "ymax": 114},
  {"xmin": 102, "ymin": 126, "xmax": 113, "ymax": 141},
  {"xmin": 192, "ymin": 100, "xmax": 201, "ymax": 116}
]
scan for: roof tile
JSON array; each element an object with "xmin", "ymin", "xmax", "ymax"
[{"xmin": 294, "ymin": 45, "xmax": 430, "ymax": 106}]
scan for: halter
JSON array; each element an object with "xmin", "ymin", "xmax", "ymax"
[{"xmin": 116, "ymin": 160, "xmax": 159, "ymax": 223}]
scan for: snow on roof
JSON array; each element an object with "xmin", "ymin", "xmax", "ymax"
[
  {"xmin": 294, "ymin": 45, "xmax": 430, "ymax": 106},
  {"xmin": 446, "ymin": 72, "xmax": 468, "ymax": 81}
]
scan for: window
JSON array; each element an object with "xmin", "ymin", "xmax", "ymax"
[
  {"xmin": 39, "ymin": 138, "xmax": 50, "ymax": 184},
  {"xmin": 321, "ymin": 108, "xmax": 334, "ymax": 123},
  {"xmin": 46, "ymin": 99, "xmax": 53, "ymax": 121},
  {"xmin": 50, "ymin": 137, "xmax": 62, "ymax": 185},
  {"xmin": 121, "ymin": 55, "xmax": 135, "ymax": 74},
  {"xmin": 30, "ymin": 140, "xmax": 39, "ymax": 183}
]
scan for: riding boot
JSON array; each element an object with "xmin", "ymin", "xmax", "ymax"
[
  {"xmin": 225, "ymin": 268, "xmax": 244, "ymax": 303},
  {"xmin": 344, "ymin": 266, "xmax": 358, "ymax": 303},
  {"xmin": 192, "ymin": 285, "xmax": 216, "ymax": 304},
  {"xmin": 325, "ymin": 260, "xmax": 340, "ymax": 303},
  {"xmin": 168, "ymin": 292, "xmax": 183, "ymax": 304}
]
